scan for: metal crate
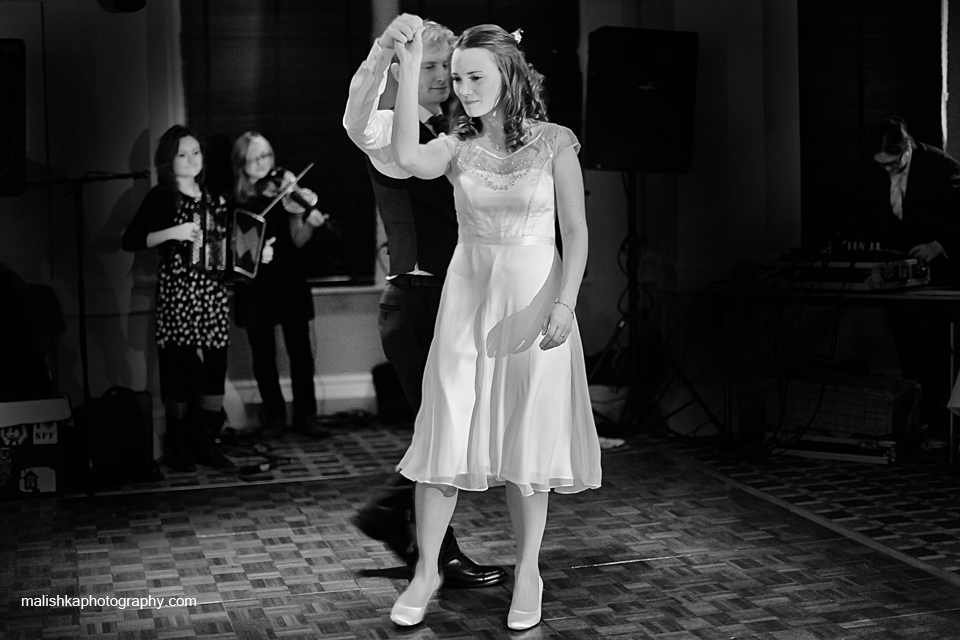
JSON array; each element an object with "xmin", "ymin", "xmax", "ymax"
[{"xmin": 765, "ymin": 370, "xmax": 920, "ymax": 440}]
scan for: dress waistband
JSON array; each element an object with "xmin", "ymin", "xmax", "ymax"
[
  {"xmin": 388, "ymin": 274, "xmax": 445, "ymax": 288},
  {"xmin": 459, "ymin": 235, "xmax": 555, "ymax": 247}
]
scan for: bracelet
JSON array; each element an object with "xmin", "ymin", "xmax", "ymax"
[{"xmin": 554, "ymin": 299, "xmax": 575, "ymax": 315}]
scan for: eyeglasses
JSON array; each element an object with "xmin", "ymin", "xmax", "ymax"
[
  {"xmin": 247, "ymin": 151, "xmax": 274, "ymax": 165},
  {"xmin": 875, "ymin": 147, "xmax": 910, "ymax": 169}
]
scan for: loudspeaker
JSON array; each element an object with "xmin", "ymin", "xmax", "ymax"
[
  {"xmin": 97, "ymin": 0, "xmax": 146, "ymax": 12},
  {"xmin": 71, "ymin": 387, "xmax": 163, "ymax": 484},
  {"xmin": 584, "ymin": 27, "xmax": 699, "ymax": 173},
  {"xmin": 0, "ymin": 39, "xmax": 25, "ymax": 196}
]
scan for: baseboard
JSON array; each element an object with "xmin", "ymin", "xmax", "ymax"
[
  {"xmin": 145, "ymin": 373, "xmax": 376, "ymax": 459},
  {"xmin": 223, "ymin": 373, "xmax": 376, "ymax": 429}
]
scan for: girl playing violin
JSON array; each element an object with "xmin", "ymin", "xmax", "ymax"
[{"xmin": 231, "ymin": 131, "xmax": 330, "ymax": 438}]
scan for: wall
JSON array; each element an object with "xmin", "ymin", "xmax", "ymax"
[
  {"xmin": 0, "ymin": 0, "xmax": 387, "ymax": 436},
  {"xmin": 0, "ymin": 0, "xmax": 182, "ymax": 409},
  {"xmin": 573, "ymin": 0, "xmax": 801, "ymax": 347},
  {"xmin": 573, "ymin": 0, "xmax": 805, "ymax": 434},
  {"xmin": 0, "ymin": 0, "xmax": 808, "ymax": 440}
]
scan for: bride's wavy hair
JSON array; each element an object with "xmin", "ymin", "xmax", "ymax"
[{"xmin": 449, "ymin": 24, "xmax": 549, "ymax": 152}]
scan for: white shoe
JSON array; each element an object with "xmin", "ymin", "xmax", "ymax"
[
  {"xmin": 507, "ymin": 577, "xmax": 543, "ymax": 630},
  {"xmin": 390, "ymin": 572, "xmax": 442, "ymax": 626}
]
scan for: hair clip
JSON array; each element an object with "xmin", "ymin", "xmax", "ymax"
[{"xmin": 511, "ymin": 28, "xmax": 523, "ymax": 44}]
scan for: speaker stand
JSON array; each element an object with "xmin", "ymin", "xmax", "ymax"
[
  {"xmin": 587, "ymin": 171, "xmax": 647, "ymax": 429},
  {"xmin": 589, "ymin": 171, "xmax": 725, "ymax": 436},
  {"xmin": 624, "ymin": 170, "xmax": 643, "ymax": 425}
]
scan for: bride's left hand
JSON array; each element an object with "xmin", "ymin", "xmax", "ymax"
[{"xmin": 539, "ymin": 303, "xmax": 573, "ymax": 351}]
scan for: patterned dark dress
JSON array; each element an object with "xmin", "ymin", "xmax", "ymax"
[{"xmin": 122, "ymin": 184, "xmax": 231, "ymax": 349}]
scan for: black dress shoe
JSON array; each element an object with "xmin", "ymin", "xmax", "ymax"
[
  {"xmin": 293, "ymin": 415, "xmax": 332, "ymax": 438},
  {"xmin": 352, "ymin": 503, "xmax": 506, "ymax": 588},
  {"xmin": 440, "ymin": 553, "xmax": 507, "ymax": 588},
  {"xmin": 438, "ymin": 531, "xmax": 507, "ymax": 588},
  {"xmin": 194, "ymin": 444, "xmax": 235, "ymax": 469},
  {"xmin": 259, "ymin": 418, "xmax": 288, "ymax": 439}
]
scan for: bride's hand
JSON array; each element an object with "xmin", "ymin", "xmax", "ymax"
[
  {"xmin": 539, "ymin": 303, "xmax": 574, "ymax": 351},
  {"xmin": 395, "ymin": 26, "xmax": 424, "ymax": 66}
]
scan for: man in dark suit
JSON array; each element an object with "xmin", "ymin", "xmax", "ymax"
[
  {"xmin": 863, "ymin": 118, "xmax": 960, "ymax": 435},
  {"xmin": 343, "ymin": 14, "xmax": 506, "ymax": 589},
  {"xmin": 864, "ymin": 119, "xmax": 960, "ymax": 276}
]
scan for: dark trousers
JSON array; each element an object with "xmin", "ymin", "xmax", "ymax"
[
  {"xmin": 374, "ymin": 280, "xmax": 443, "ymax": 513},
  {"xmin": 379, "ymin": 281, "xmax": 443, "ymax": 410},
  {"xmin": 886, "ymin": 307, "xmax": 952, "ymax": 431},
  {"xmin": 245, "ymin": 317, "xmax": 317, "ymax": 423}
]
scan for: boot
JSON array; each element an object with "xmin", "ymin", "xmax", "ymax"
[
  {"xmin": 162, "ymin": 414, "xmax": 195, "ymax": 472},
  {"xmin": 192, "ymin": 407, "xmax": 235, "ymax": 469}
]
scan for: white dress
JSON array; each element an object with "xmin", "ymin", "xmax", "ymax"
[{"xmin": 397, "ymin": 122, "xmax": 602, "ymax": 497}]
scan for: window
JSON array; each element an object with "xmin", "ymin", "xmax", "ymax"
[{"xmin": 180, "ymin": 0, "xmax": 376, "ymax": 285}]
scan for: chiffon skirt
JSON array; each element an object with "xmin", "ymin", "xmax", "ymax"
[{"xmin": 397, "ymin": 236, "xmax": 602, "ymax": 497}]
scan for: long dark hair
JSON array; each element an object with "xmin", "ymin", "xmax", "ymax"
[
  {"xmin": 449, "ymin": 24, "xmax": 549, "ymax": 152},
  {"xmin": 154, "ymin": 124, "xmax": 205, "ymax": 206}
]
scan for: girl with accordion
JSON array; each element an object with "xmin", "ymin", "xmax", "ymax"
[{"xmin": 122, "ymin": 124, "xmax": 233, "ymax": 472}]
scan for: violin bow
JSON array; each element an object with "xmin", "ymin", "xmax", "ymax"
[{"xmin": 258, "ymin": 161, "xmax": 316, "ymax": 218}]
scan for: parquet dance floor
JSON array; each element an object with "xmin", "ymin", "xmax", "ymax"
[{"xmin": 3, "ymin": 423, "xmax": 960, "ymax": 639}]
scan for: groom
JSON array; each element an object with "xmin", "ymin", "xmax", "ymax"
[{"xmin": 343, "ymin": 13, "xmax": 507, "ymax": 588}]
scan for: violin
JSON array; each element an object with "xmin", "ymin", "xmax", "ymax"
[
  {"xmin": 255, "ymin": 165, "xmax": 319, "ymax": 216},
  {"xmin": 253, "ymin": 163, "xmax": 337, "ymax": 235}
]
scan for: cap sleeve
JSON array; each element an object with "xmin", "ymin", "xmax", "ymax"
[
  {"xmin": 436, "ymin": 133, "xmax": 462, "ymax": 173},
  {"xmin": 437, "ymin": 133, "xmax": 460, "ymax": 155},
  {"xmin": 554, "ymin": 125, "xmax": 581, "ymax": 161}
]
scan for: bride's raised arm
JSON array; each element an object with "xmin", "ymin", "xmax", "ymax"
[{"xmin": 391, "ymin": 27, "xmax": 453, "ymax": 180}]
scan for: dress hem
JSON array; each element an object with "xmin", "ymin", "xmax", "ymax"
[{"xmin": 397, "ymin": 468, "xmax": 601, "ymax": 497}]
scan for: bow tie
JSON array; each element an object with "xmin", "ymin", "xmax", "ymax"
[{"xmin": 426, "ymin": 113, "xmax": 447, "ymax": 135}]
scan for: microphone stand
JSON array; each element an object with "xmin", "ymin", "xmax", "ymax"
[{"xmin": 26, "ymin": 170, "xmax": 150, "ymax": 407}]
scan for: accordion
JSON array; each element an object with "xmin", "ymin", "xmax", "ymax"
[
  {"xmin": 232, "ymin": 209, "xmax": 268, "ymax": 279},
  {"xmin": 189, "ymin": 208, "xmax": 229, "ymax": 275},
  {"xmin": 185, "ymin": 200, "xmax": 268, "ymax": 280}
]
